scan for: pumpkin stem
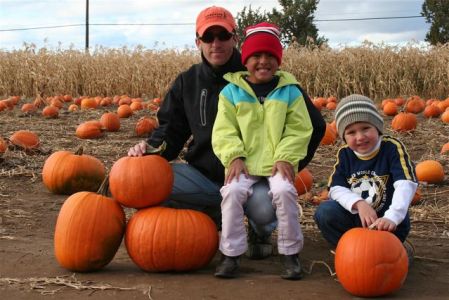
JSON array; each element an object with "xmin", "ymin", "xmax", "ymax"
[
  {"xmin": 97, "ymin": 175, "xmax": 110, "ymax": 196},
  {"xmin": 368, "ymin": 223, "xmax": 378, "ymax": 230},
  {"xmin": 144, "ymin": 140, "xmax": 166, "ymax": 155},
  {"xmin": 75, "ymin": 146, "xmax": 84, "ymax": 155}
]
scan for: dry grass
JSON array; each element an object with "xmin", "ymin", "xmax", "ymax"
[{"xmin": 1, "ymin": 43, "xmax": 449, "ymax": 101}]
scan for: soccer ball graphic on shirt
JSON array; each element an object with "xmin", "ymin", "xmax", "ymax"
[{"xmin": 351, "ymin": 177, "xmax": 378, "ymax": 205}]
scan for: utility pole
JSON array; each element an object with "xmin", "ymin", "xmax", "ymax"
[{"xmin": 85, "ymin": 0, "xmax": 89, "ymax": 51}]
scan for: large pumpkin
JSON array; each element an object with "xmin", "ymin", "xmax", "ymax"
[
  {"xmin": 335, "ymin": 228, "xmax": 408, "ymax": 297},
  {"xmin": 125, "ymin": 207, "xmax": 218, "ymax": 272},
  {"xmin": 294, "ymin": 168, "xmax": 313, "ymax": 195},
  {"xmin": 54, "ymin": 180, "xmax": 126, "ymax": 272},
  {"xmin": 109, "ymin": 155, "xmax": 173, "ymax": 208},
  {"xmin": 42, "ymin": 147, "xmax": 106, "ymax": 195},
  {"xmin": 415, "ymin": 160, "xmax": 445, "ymax": 183}
]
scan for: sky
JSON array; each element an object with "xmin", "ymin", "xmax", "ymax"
[{"xmin": 0, "ymin": 0, "xmax": 430, "ymax": 51}]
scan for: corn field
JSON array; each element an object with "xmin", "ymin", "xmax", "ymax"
[{"xmin": 1, "ymin": 42, "xmax": 449, "ymax": 101}]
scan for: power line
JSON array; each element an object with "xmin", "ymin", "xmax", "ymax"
[{"xmin": 0, "ymin": 15, "xmax": 424, "ymax": 32}]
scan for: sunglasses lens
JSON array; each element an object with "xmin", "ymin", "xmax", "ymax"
[{"xmin": 200, "ymin": 31, "xmax": 233, "ymax": 43}]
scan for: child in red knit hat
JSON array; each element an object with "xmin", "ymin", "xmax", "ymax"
[{"xmin": 212, "ymin": 22, "xmax": 313, "ymax": 280}]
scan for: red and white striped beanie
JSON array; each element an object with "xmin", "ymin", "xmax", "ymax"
[{"xmin": 241, "ymin": 22, "xmax": 282, "ymax": 65}]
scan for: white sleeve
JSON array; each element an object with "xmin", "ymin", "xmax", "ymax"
[
  {"xmin": 329, "ymin": 185, "xmax": 363, "ymax": 214},
  {"xmin": 383, "ymin": 180, "xmax": 417, "ymax": 225}
]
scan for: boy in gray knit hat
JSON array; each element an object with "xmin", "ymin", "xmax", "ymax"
[{"xmin": 314, "ymin": 94, "xmax": 417, "ymax": 264}]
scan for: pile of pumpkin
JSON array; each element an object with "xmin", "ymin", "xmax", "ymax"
[{"xmin": 43, "ymin": 149, "xmax": 218, "ymax": 273}]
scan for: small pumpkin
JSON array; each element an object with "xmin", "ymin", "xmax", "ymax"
[
  {"xmin": 441, "ymin": 109, "xmax": 449, "ymax": 123},
  {"xmin": 109, "ymin": 155, "xmax": 173, "ymax": 208},
  {"xmin": 54, "ymin": 179, "xmax": 126, "ymax": 272},
  {"xmin": 125, "ymin": 206, "xmax": 218, "ymax": 272},
  {"xmin": 335, "ymin": 228, "xmax": 408, "ymax": 297},
  {"xmin": 320, "ymin": 123, "xmax": 337, "ymax": 145},
  {"xmin": 117, "ymin": 104, "xmax": 133, "ymax": 118},
  {"xmin": 42, "ymin": 105, "xmax": 59, "ymax": 118},
  {"xmin": 294, "ymin": 168, "xmax": 313, "ymax": 195},
  {"xmin": 415, "ymin": 160, "xmax": 445, "ymax": 183},
  {"xmin": 382, "ymin": 101, "xmax": 398, "ymax": 116},
  {"xmin": 135, "ymin": 117, "xmax": 158, "ymax": 137},
  {"xmin": 0, "ymin": 137, "xmax": 8, "ymax": 154},
  {"xmin": 391, "ymin": 112, "xmax": 417, "ymax": 132},
  {"xmin": 21, "ymin": 103, "xmax": 37, "ymax": 113},
  {"xmin": 441, "ymin": 142, "xmax": 449, "ymax": 154},
  {"xmin": 423, "ymin": 105, "xmax": 442, "ymax": 118},
  {"xmin": 100, "ymin": 112, "xmax": 120, "ymax": 132},
  {"xmin": 9, "ymin": 130, "xmax": 40, "ymax": 150},
  {"xmin": 42, "ymin": 147, "xmax": 106, "ymax": 195},
  {"xmin": 76, "ymin": 122, "xmax": 104, "ymax": 139}
]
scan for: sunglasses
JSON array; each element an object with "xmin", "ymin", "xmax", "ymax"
[{"xmin": 198, "ymin": 31, "xmax": 234, "ymax": 43}]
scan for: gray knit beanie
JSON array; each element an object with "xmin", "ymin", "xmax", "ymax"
[{"xmin": 335, "ymin": 94, "xmax": 384, "ymax": 139}]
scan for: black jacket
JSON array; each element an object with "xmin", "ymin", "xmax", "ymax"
[{"xmin": 148, "ymin": 49, "xmax": 325, "ymax": 184}]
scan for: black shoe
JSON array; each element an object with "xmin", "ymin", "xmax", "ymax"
[
  {"xmin": 214, "ymin": 255, "xmax": 240, "ymax": 278},
  {"xmin": 280, "ymin": 254, "xmax": 303, "ymax": 280},
  {"xmin": 246, "ymin": 226, "xmax": 273, "ymax": 260}
]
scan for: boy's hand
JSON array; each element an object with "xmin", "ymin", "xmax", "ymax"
[
  {"xmin": 353, "ymin": 200, "xmax": 378, "ymax": 228},
  {"xmin": 272, "ymin": 161, "xmax": 295, "ymax": 183},
  {"xmin": 226, "ymin": 158, "xmax": 248, "ymax": 185},
  {"xmin": 370, "ymin": 217, "xmax": 397, "ymax": 232}
]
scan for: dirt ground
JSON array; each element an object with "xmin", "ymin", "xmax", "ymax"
[{"xmin": 1, "ymin": 103, "xmax": 448, "ymax": 300}]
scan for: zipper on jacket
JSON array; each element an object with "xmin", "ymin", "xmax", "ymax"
[{"xmin": 200, "ymin": 89, "xmax": 207, "ymax": 126}]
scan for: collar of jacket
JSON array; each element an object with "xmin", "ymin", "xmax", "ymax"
[
  {"xmin": 200, "ymin": 48, "xmax": 245, "ymax": 81},
  {"xmin": 224, "ymin": 70, "xmax": 299, "ymax": 96}
]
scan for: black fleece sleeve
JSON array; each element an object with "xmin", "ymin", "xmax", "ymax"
[
  {"xmin": 297, "ymin": 87, "xmax": 326, "ymax": 171},
  {"xmin": 147, "ymin": 74, "xmax": 192, "ymax": 161}
]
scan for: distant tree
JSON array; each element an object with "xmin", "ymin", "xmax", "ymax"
[
  {"xmin": 422, "ymin": 0, "xmax": 449, "ymax": 45},
  {"xmin": 235, "ymin": 0, "xmax": 327, "ymax": 48}
]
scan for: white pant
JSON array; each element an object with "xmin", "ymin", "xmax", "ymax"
[{"xmin": 219, "ymin": 173, "xmax": 303, "ymax": 256}]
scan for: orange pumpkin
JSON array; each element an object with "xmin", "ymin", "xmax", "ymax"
[
  {"xmin": 80, "ymin": 97, "xmax": 98, "ymax": 109},
  {"xmin": 42, "ymin": 147, "xmax": 106, "ymax": 195},
  {"xmin": 135, "ymin": 117, "xmax": 158, "ymax": 137},
  {"xmin": 441, "ymin": 109, "xmax": 449, "ymax": 123},
  {"xmin": 415, "ymin": 160, "xmax": 445, "ymax": 183},
  {"xmin": 335, "ymin": 228, "xmax": 408, "ymax": 297},
  {"xmin": 100, "ymin": 112, "xmax": 120, "ymax": 132},
  {"xmin": 441, "ymin": 142, "xmax": 449, "ymax": 154},
  {"xmin": 54, "ymin": 180, "xmax": 126, "ymax": 272},
  {"xmin": 411, "ymin": 187, "xmax": 422, "ymax": 205},
  {"xmin": 42, "ymin": 105, "xmax": 59, "ymax": 118},
  {"xmin": 125, "ymin": 207, "xmax": 218, "ymax": 272},
  {"xmin": 405, "ymin": 96, "xmax": 425, "ymax": 114},
  {"xmin": 117, "ymin": 104, "xmax": 133, "ymax": 118},
  {"xmin": 391, "ymin": 112, "xmax": 417, "ymax": 132},
  {"xmin": 76, "ymin": 122, "xmax": 104, "ymax": 139},
  {"xmin": 294, "ymin": 168, "xmax": 313, "ymax": 195},
  {"xmin": 382, "ymin": 101, "xmax": 398, "ymax": 116},
  {"xmin": 0, "ymin": 137, "xmax": 7, "ymax": 154},
  {"xmin": 9, "ymin": 130, "xmax": 40, "ymax": 150},
  {"xmin": 320, "ymin": 123, "xmax": 337, "ymax": 145},
  {"xmin": 109, "ymin": 155, "xmax": 173, "ymax": 208},
  {"xmin": 423, "ymin": 105, "xmax": 442, "ymax": 118},
  {"xmin": 21, "ymin": 103, "xmax": 37, "ymax": 113}
]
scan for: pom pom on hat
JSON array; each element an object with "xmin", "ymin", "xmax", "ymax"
[
  {"xmin": 335, "ymin": 94, "xmax": 384, "ymax": 140},
  {"xmin": 241, "ymin": 22, "xmax": 283, "ymax": 65}
]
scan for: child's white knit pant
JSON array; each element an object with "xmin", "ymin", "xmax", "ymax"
[{"xmin": 219, "ymin": 173, "xmax": 303, "ymax": 257}]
